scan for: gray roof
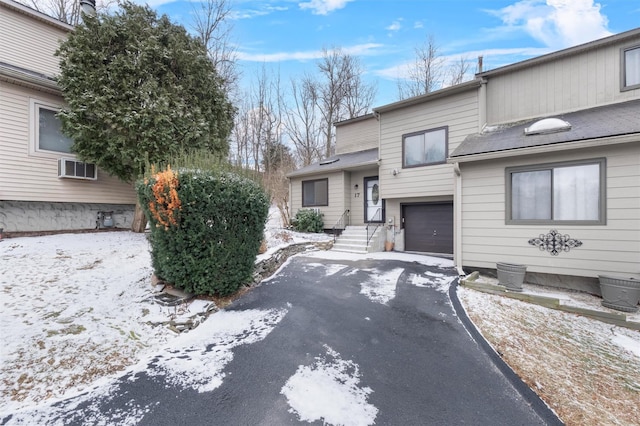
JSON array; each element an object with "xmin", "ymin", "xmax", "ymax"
[
  {"xmin": 451, "ymin": 99, "xmax": 640, "ymax": 159},
  {"xmin": 287, "ymin": 148, "xmax": 378, "ymax": 178}
]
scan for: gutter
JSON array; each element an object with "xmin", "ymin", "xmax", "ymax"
[{"xmin": 0, "ymin": 63, "xmax": 60, "ymax": 94}]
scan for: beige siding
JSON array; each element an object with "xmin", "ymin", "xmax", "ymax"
[
  {"xmin": 335, "ymin": 116, "xmax": 378, "ymax": 154},
  {"xmin": 346, "ymin": 168, "xmax": 378, "ymax": 226},
  {"xmin": 459, "ymin": 143, "xmax": 640, "ymax": 278},
  {"xmin": 289, "ymin": 172, "xmax": 346, "ymax": 229},
  {"xmin": 0, "ymin": 82, "xmax": 136, "ymax": 204},
  {"xmin": 486, "ymin": 40, "xmax": 640, "ymax": 124},
  {"xmin": 0, "ymin": 5, "xmax": 69, "ymax": 77},
  {"xmin": 379, "ymin": 89, "xmax": 479, "ymax": 199}
]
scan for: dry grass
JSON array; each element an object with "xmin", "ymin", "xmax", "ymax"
[{"xmin": 459, "ymin": 288, "xmax": 640, "ymax": 426}]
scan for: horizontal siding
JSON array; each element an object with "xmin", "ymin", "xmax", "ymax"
[
  {"xmin": 335, "ymin": 117, "xmax": 378, "ymax": 155},
  {"xmin": 0, "ymin": 82, "xmax": 136, "ymax": 204},
  {"xmin": 289, "ymin": 172, "xmax": 346, "ymax": 229},
  {"xmin": 487, "ymin": 39, "xmax": 640, "ymax": 124},
  {"xmin": 379, "ymin": 89, "xmax": 479, "ymax": 199},
  {"xmin": 347, "ymin": 168, "xmax": 378, "ymax": 226},
  {"xmin": 459, "ymin": 143, "xmax": 640, "ymax": 278},
  {"xmin": 0, "ymin": 5, "xmax": 68, "ymax": 77}
]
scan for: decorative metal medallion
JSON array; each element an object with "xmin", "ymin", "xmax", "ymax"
[{"xmin": 528, "ymin": 229, "xmax": 583, "ymax": 256}]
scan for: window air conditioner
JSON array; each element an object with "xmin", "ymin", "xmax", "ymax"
[{"xmin": 58, "ymin": 158, "xmax": 97, "ymax": 180}]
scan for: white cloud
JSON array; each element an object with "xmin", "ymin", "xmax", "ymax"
[
  {"xmin": 230, "ymin": 5, "xmax": 289, "ymax": 20},
  {"xmin": 299, "ymin": 0, "xmax": 354, "ymax": 15},
  {"xmin": 414, "ymin": 21, "xmax": 424, "ymax": 29},
  {"xmin": 238, "ymin": 43, "xmax": 383, "ymax": 63},
  {"xmin": 489, "ymin": 0, "xmax": 612, "ymax": 49},
  {"xmin": 386, "ymin": 19, "xmax": 402, "ymax": 32}
]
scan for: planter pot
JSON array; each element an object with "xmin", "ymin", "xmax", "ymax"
[
  {"xmin": 598, "ymin": 275, "xmax": 640, "ymax": 313},
  {"xmin": 496, "ymin": 262, "xmax": 527, "ymax": 292},
  {"xmin": 384, "ymin": 241, "xmax": 394, "ymax": 251}
]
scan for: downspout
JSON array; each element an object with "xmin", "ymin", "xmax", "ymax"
[{"xmin": 453, "ymin": 162, "xmax": 464, "ymax": 276}]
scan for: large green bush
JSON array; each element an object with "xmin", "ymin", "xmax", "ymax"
[
  {"xmin": 137, "ymin": 167, "xmax": 269, "ymax": 296},
  {"xmin": 292, "ymin": 209, "xmax": 324, "ymax": 233}
]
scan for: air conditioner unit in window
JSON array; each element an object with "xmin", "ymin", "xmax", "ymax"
[{"xmin": 58, "ymin": 158, "xmax": 97, "ymax": 180}]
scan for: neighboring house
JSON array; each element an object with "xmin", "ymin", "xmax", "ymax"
[
  {"xmin": 288, "ymin": 27, "xmax": 640, "ymax": 294},
  {"xmin": 0, "ymin": 0, "xmax": 136, "ymax": 233}
]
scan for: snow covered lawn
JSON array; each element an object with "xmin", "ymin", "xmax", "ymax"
[{"xmin": 459, "ymin": 287, "xmax": 640, "ymax": 426}]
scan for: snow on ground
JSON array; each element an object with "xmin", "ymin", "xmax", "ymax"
[
  {"xmin": 357, "ymin": 268, "xmax": 404, "ymax": 304},
  {"xmin": 4, "ymin": 205, "xmax": 638, "ymax": 425},
  {"xmin": 0, "ymin": 232, "xmax": 175, "ymax": 413},
  {"xmin": 142, "ymin": 307, "xmax": 288, "ymax": 393},
  {"xmin": 281, "ymin": 345, "xmax": 378, "ymax": 426}
]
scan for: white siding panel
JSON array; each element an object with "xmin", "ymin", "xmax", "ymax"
[
  {"xmin": 486, "ymin": 41, "xmax": 640, "ymax": 124},
  {"xmin": 459, "ymin": 143, "xmax": 640, "ymax": 278},
  {"xmin": 0, "ymin": 82, "xmax": 136, "ymax": 204}
]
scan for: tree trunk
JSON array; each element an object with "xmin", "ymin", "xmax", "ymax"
[{"xmin": 131, "ymin": 201, "xmax": 147, "ymax": 233}]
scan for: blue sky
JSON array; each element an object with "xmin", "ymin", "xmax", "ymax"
[{"xmin": 146, "ymin": 0, "xmax": 640, "ymax": 107}]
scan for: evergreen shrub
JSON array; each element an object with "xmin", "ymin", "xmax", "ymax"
[
  {"xmin": 292, "ymin": 209, "xmax": 324, "ymax": 233},
  {"xmin": 137, "ymin": 165, "xmax": 269, "ymax": 296}
]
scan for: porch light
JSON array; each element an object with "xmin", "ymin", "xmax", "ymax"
[{"xmin": 354, "ymin": 184, "xmax": 359, "ymax": 190}]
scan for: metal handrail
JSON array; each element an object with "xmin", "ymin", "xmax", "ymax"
[
  {"xmin": 332, "ymin": 209, "xmax": 350, "ymax": 242},
  {"xmin": 366, "ymin": 208, "xmax": 383, "ymax": 246}
]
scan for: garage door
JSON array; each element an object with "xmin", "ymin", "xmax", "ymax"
[{"xmin": 403, "ymin": 203, "xmax": 453, "ymax": 254}]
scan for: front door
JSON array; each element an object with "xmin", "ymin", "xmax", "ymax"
[{"xmin": 364, "ymin": 177, "xmax": 383, "ymax": 222}]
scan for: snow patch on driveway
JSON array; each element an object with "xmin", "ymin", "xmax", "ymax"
[
  {"xmin": 409, "ymin": 271, "xmax": 455, "ymax": 293},
  {"xmin": 305, "ymin": 262, "xmax": 347, "ymax": 276},
  {"xmin": 281, "ymin": 345, "xmax": 378, "ymax": 426},
  {"xmin": 143, "ymin": 308, "xmax": 288, "ymax": 393},
  {"xmin": 359, "ymin": 268, "xmax": 404, "ymax": 304}
]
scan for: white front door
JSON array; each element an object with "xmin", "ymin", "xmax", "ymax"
[{"xmin": 365, "ymin": 178, "xmax": 382, "ymax": 222}]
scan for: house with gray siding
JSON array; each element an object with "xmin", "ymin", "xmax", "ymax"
[
  {"xmin": 289, "ymin": 27, "xmax": 639, "ymax": 295},
  {"xmin": 450, "ymin": 28, "xmax": 640, "ymax": 294},
  {"xmin": 0, "ymin": 0, "xmax": 136, "ymax": 234}
]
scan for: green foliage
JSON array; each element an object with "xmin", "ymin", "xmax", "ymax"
[
  {"xmin": 292, "ymin": 209, "xmax": 324, "ymax": 233},
  {"xmin": 56, "ymin": 1, "xmax": 235, "ymax": 182},
  {"xmin": 137, "ymin": 166, "xmax": 269, "ymax": 296}
]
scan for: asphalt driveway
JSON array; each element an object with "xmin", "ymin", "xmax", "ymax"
[{"xmin": 3, "ymin": 253, "xmax": 561, "ymax": 425}]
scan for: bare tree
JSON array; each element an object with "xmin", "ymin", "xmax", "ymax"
[
  {"xmin": 191, "ymin": 0, "xmax": 239, "ymax": 97},
  {"xmin": 283, "ymin": 75, "xmax": 323, "ymax": 167},
  {"xmin": 397, "ymin": 34, "xmax": 444, "ymax": 100},
  {"xmin": 342, "ymin": 55, "xmax": 377, "ymax": 119},
  {"xmin": 313, "ymin": 47, "xmax": 376, "ymax": 158},
  {"xmin": 446, "ymin": 55, "xmax": 470, "ymax": 86},
  {"xmin": 18, "ymin": 0, "xmax": 114, "ymax": 25}
]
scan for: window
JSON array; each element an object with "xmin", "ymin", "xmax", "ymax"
[
  {"xmin": 302, "ymin": 178, "xmax": 328, "ymax": 207},
  {"xmin": 31, "ymin": 100, "xmax": 73, "ymax": 154},
  {"xmin": 621, "ymin": 45, "xmax": 640, "ymax": 91},
  {"xmin": 403, "ymin": 127, "xmax": 448, "ymax": 168},
  {"xmin": 506, "ymin": 159, "xmax": 605, "ymax": 225}
]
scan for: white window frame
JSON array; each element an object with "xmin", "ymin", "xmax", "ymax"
[
  {"xmin": 621, "ymin": 44, "xmax": 640, "ymax": 92},
  {"xmin": 505, "ymin": 158, "xmax": 606, "ymax": 225},
  {"xmin": 29, "ymin": 99, "xmax": 75, "ymax": 158}
]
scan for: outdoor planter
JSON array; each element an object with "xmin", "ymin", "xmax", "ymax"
[
  {"xmin": 496, "ymin": 262, "xmax": 527, "ymax": 292},
  {"xmin": 598, "ymin": 274, "xmax": 640, "ymax": 313}
]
